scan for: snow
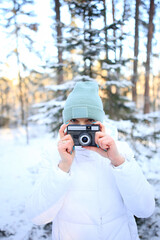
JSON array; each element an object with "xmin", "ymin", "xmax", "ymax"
[
  {"xmin": 124, "ymin": 101, "xmax": 136, "ymax": 109},
  {"xmin": 0, "ymin": 125, "xmax": 53, "ymax": 240},
  {"xmin": 101, "ymin": 79, "xmax": 133, "ymax": 88},
  {"xmin": 32, "ymin": 99, "xmax": 66, "ymax": 110},
  {"xmin": 0, "ymin": 122, "xmax": 160, "ymax": 239},
  {"xmin": 102, "ymin": 62, "xmax": 122, "ymax": 69},
  {"xmin": 135, "ymin": 111, "xmax": 160, "ymax": 122},
  {"xmin": 45, "ymin": 81, "xmax": 75, "ymax": 92},
  {"xmin": 73, "ymin": 75, "xmax": 97, "ymax": 82}
]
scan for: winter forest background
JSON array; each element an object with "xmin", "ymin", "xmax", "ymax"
[{"xmin": 0, "ymin": 0, "xmax": 160, "ymax": 239}]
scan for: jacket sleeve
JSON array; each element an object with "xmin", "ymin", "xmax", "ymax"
[
  {"xmin": 111, "ymin": 141, "xmax": 155, "ymax": 218},
  {"xmin": 26, "ymin": 147, "xmax": 72, "ymax": 225}
]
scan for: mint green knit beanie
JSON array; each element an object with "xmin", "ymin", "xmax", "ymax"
[{"xmin": 62, "ymin": 81, "xmax": 105, "ymax": 123}]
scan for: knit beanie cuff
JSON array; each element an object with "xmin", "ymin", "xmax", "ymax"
[{"xmin": 63, "ymin": 105, "xmax": 105, "ymax": 123}]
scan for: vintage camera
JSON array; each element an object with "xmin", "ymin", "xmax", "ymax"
[{"xmin": 67, "ymin": 124, "xmax": 100, "ymax": 146}]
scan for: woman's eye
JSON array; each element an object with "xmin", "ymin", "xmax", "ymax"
[
  {"xmin": 88, "ymin": 119, "xmax": 95, "ymax": 123},
  {"xmin": 70, "ymin": 119, "xmax": 77, "ymax": 123}
]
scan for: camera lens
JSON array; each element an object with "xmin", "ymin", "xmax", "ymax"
[
  {"xmin": 79, "ymin": 133, "xmax": 91, "ymax": 146},
  {"xmin": 82, "ymin": 136, "xmax": 88, "ymax": 143}
]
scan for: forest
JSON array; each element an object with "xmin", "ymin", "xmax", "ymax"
[{"xmin": 0, "ymin": 0, "xmax": 160, "ymax": 239}]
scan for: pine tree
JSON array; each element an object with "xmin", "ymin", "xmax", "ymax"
[
  {"xmin": 132, "ymin": 0, "xmax": 140, "ymax": 104},
  {"xmin": 30, "ymin": 0, "xmax": 135, "ymax": 133},
  {"xmin": 144, "ymin": 0, "xmax": 155, "ymax": 113},
  {"xmin": 65, "ymin": 0, "xmax": 113, "ymax": 78},
  {"xmin": 54, "ymin": 0, "xmax": 64, "ymax": 84},
  {"xmin": 0, "ymin": 0, "xmax": 38, "ymax": 124},
  {"xmin": 0, "ymin": 78, "xmax": 10, "ymax": 127},
  {"xmin": 30, "ymin": 80, "xmax": 74, "ymax": 134},
  {"xmin": 100, "ymin": 62, "xmax": 134, "ymax": 120},
  {"xmin": 100, "ymin": 0, "xmax": 134, "ymax": 120}
]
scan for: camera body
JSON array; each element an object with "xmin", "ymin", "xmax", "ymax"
[{"xmin": 67, "ymin": 124, "xmax": 100, "ymax": 146}]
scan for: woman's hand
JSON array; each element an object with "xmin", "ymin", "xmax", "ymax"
[
  {"xmin": 58, "ymin": 123, "xmax": 75, "ymax": 172},
  {"xmin": 84, "ymin": 122, "xmax": 125, "ymax": 167}
]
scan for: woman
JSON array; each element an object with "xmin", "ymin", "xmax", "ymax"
[{"xmin": 26, "ymin": 81, "xmax": 155, "ymax": 240}]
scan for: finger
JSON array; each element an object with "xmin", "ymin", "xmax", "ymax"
[
  {"xmin": 98, "ymin": 134, "xmax": 115, "ymax": 149},
  {"xmin": 61, "ymin": 134, "xmax": 74, "ymax": 141},
  {"xmin": 93, "ymin": 121, "xmax": 105, "ymax": 133},
  {"xmin": 58, "ymin": 135, "xmax": 74, "ymax": 146},
  {"xmin": 66, "ymin": 141, "xmax": 73, "ymax": 154},
  {"xmin": 95, "ymin": 131, "xmax": 105, "ymax": 145},
  {"xmin": 59, "ymin": 123, "xmax": 69, "ymax": 139},
  {"xmin": 58, "ymin": 139, "xmax": 73, "ymax": 153},
  {"xmin": 97, "ymin": 137, "xmax": 110, "ymax": 150},
  {"xmin": 58, "ymin": 134, "xmax": 75, "ymax": 150}
]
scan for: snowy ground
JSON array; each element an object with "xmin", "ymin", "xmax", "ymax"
[
  {"xmin": 0, "ymin": 125, "xmax": 53, "ymax": 240},
  {"xmin": 0, "ymin": 124, "xmax": 159, "ymax": 240}
]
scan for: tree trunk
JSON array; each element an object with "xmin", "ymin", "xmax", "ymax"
[
  {"xmin": 14, "ymin": 11, "xmax": 25, "ymax": 124},
  {"xmin": 103, "ymin": 0, "xmax": 108, "ymax": 60},
  {"xmin": 0, "ymin": 84, "xmax": 3, "ymax": 115},
  {"xmin": 83, "ymin": 7, "xmax": 87, "ymax": 75},
  {"xmin": 18, "ymin": 69, "xmax": 25, "ymax": 124},
  {"xmin": 119, "ymin": 0, "xmax": 127, "ymax": 61},
  {"xmin": 112, "ymin": 0, "xmax": 116, "ymax": 61},
  {"xmin": 152, "ymin": 75, "xmax": 156, "ymax": 111},
  {"xmin": 132, "ymin": 0, "xmax": 140, "ymax": 103},
  {"xmin": 55, "ymin": 0, "xmax": 63, "ymax": 84},
  {"xmin": 24, "ymin": 78, "xmax": 29, "ymax": 144},
  {"xmin": 89, "ymin": 7, "xmax": 92, "ymax": 78},
  {"xmin": 144, "ymin": 0, "xmax": 154, "ymax": 114}
]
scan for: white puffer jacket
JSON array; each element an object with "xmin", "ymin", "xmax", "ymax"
[{"xmin": 26, "ymin": 142, "xmax": 155, "ymax": 240}]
